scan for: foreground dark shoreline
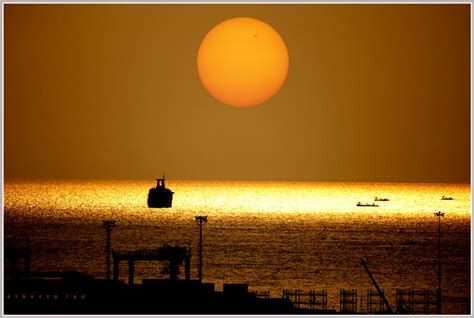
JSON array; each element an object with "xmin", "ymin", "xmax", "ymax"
[
  {"xmin": 5, "ymin": 275, "xmax": 315, "ymax": 315},
  {"xmin": 6, "ymin": 272, "xmax": 470, "ymax": 315}
]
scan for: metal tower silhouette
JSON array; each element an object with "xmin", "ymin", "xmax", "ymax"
[
  {"xmin": 195, "ymin": 216, "xmax": 208, "ymax": 282},
  {"xmin": 434, "ymin": 211, "xmax": 445, "ymax": 315},
  {"xmin": 102, "ymin": 220, "xmax": 116, "ymax": 280}
]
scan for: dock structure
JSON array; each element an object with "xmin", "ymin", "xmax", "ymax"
[
  {"xmin": 5, "ymin": 239, "xmax": 32, "ymax": 279},
  {"xmin": 112, "ymin": 245, "xmax": 191, "ymax": 284},
  {"xmin": 252, "ymin": 290, "xmax": 270, "ymax": 299},
  {"xmin": 340, "ymin": 289, "xmax": 358, "ymax": 313},
  {"xmin": 396, "ymin": 289, "xmax": 438, "ymax": 314},
  {"xmin": 283, "ymin": 289, "xmax": 328, "ymax": 311},
  {"xmin": 366, "ymin": 289, "xmax": 387, "ymax": 314},
  {"xmin": 360, "ymin": 260, "xmax": 394, "ymax": 313}
]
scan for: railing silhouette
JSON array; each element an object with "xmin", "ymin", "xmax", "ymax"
[
  {"xmin": 252, "ymin": 290, "xmax": 270, "ymax": 299},
  {"xmin": 282, "ymin": 289, "xmax": 328, "ymax": 310},
  {"xmin": 367, "ymin": 289, "xmax": 387, "ymax": 314},
  {"xmin": 340, "ymin": 289, "xmax": 357, "ymax": 313},
  {"xmin": 396, "ymin": 289, "xmax": 437, "ymax": 314}
]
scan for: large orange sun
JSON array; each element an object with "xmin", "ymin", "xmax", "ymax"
[{"xmin": 197, "ymin": 17, "xmax": 289, "ymax": 108}]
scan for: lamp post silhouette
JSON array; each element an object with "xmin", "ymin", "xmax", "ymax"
[
  {"xmin": 434, "ymin": 211, "xmax": 445, "ymax": 315},
  {"xmin": 195, "ymin": 216, "xmax": 208, "ymax": 282},
  {"xmin": 102, "ymin": 220, "xmax": 116, "ymax": 280}
]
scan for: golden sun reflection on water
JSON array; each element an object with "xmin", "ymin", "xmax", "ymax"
[{"xmin": 4, "ymin": 180, "xmax": 471, "ymax": 221}]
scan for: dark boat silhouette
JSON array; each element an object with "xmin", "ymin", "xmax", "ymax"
[
  {"xmin": 441, "ymin": 195, "xmax": 454, "ymax": 200},
  {"xmin": 374, "ymin": 197, "xmax": 389, "ymax": 202},
  {"xmin": 357, "ymin": 202, "xmax": 379, "ymax": 207},
  {"xmin": 148, "ymin": 175, "xmax": 174, "ymax": 208}
]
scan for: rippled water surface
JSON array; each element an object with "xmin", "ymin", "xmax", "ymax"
[{"xmin": 4, "ymin": 180, "xmax": 471, "ymax": 313}]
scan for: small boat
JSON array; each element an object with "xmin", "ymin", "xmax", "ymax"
[
  {"xmin": 147, "ymin": 175, "xmax": 174, "ymax": 208},
  {"xmin": 441, "ymin": 196, "xmax": 454, "ymax": 201},
  {"xmin": 374, "ymin": 197, "xmax": 389, "ymax": 202},
  {"xmin": 357, "ymin": 202, "xmax": 379, "ymax": 207}
]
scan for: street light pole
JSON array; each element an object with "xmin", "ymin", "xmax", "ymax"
[
  {"xmin": 102, "ymin": 220, "xmax": 116, "ymax": 280},
  {"xmin": 434, "ymin": 211, "xmax": 445, "ymax": 315},
  {"xmin": 195, "ymin": 216, "xmax": 208, "ymax": 282}
]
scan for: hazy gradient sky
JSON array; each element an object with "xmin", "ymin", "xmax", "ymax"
[{"xmin": 5, "ymin": 4, "xmax": 471, "ymax": 182}]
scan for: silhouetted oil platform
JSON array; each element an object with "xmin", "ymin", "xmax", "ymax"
[{"xmin": 147, "ymin": 174, "xmax": 173, "ymax": 208}]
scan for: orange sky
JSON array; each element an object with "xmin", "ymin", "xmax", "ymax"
[{"xmin": 4, "ymin": 4, "xmax": 471, "ymax": 182}]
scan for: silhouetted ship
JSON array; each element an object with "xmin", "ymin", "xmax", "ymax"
[
  {"xmin": 148, "ymin": 175, "xmax": 174, "ymax": 208},
  {"xmin": 357, "ymin": 202, "xmax": 379, "ymax": 207},
  {"xmin": 441, "ymin": 195, "xmax": 454, "ymax": 201},
  {"xmin": 374, "ymin": 197, "xmax": 389, "ymax": 202}
]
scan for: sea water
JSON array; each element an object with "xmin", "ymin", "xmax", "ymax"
[{"xmin": 3, "ymin": 180, "xmax": 471, "ymax": 313}]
